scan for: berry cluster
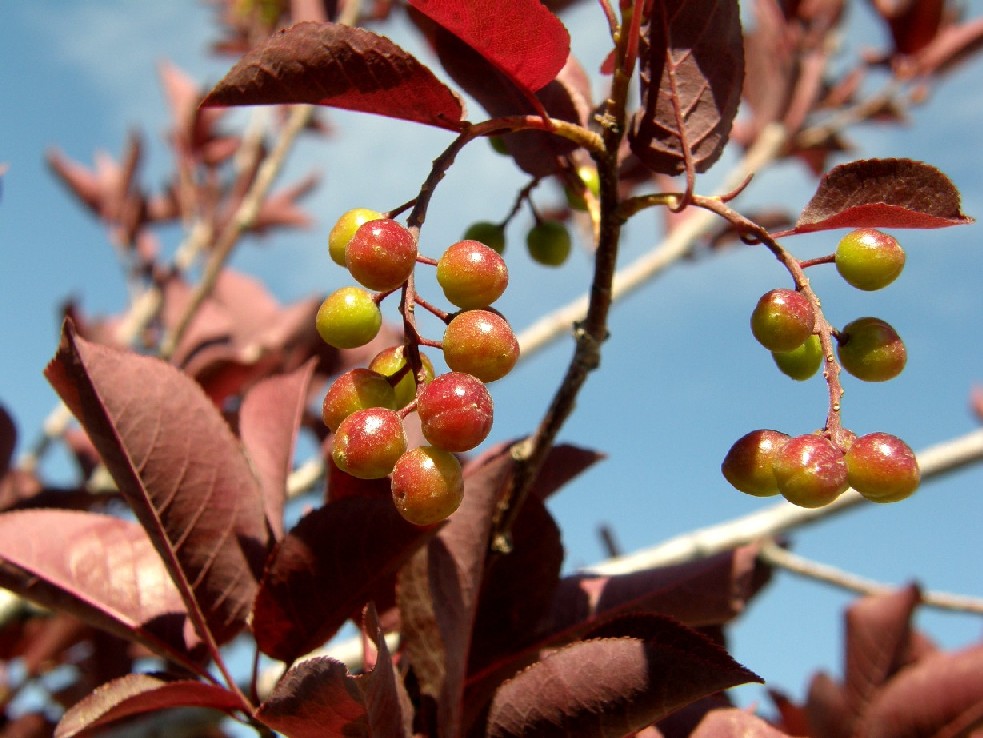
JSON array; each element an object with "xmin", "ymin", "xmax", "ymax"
[
  {"xmin": 316, "ymin": 209, "xmax": 520, "ymax": 525},
  {"xmin": 724, "ymin": 229, "xmax": 920, "ymax": 507}
]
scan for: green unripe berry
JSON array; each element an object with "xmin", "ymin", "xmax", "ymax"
[
  {"xmin": 845, "ymin": 432, "xmax": 920, "ymax": 502},
  {"xmin": 369, "ymin": 346, "xmax": 435, "ymax": 408},
  {"xmin": 315, "ymin": 287, "xmax": 382, "ymax": 349},
  {"xmin": 565, "ymin": 165, "xmax": 601, "ymax": 211},
  {"xmin": 772, "ymin": 334, "xmax": 823, "ymax": 381},
  {"xmin": 332, "ymin": 407, "xmax": 407, "ymax": 480},
  {"xmin": 391, "ymin": 446, "xmax": 464, "ymax": 526},
  {"xmin": 526, "ymin": 220, "xmax": 572, "ymax": 267},
  {"xmin": 462, "ymin": 221, "xmax": 506, "ymax": 254},
  {"xmin": 772, "ymin": 434, "xmax": 849, "ymax": 508},
  {"xmin": 750, "ymin": 289, "xmax": 815, "ymax": 352},
  {"xmin": 721, "ymin": 429, "xmax": 790, "ymax": 497},
  {"xmin": 835, "ymin": 229, "xmax": 905, "ymax": 291},
  {"xmin": 488, "ymin": 136, "xmax": 509, "ymax": 156},
  {"xmin": 436, "ymin": 240, "xmax": 509, "ymax": 309},
  {"xmin": 328, "ymin": 208, "xmax": 383, "ymax": 266},
  {"xmin": 836, "ymin": 317, "xmax": 906, "ymax": 382},
  {"xmin": 321, "ymin": 368, "xmax": 398, "ymax": 432}
]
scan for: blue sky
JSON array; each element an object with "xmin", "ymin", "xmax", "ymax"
[{"xmin": 2, "ymin": 0, "xmax": 983, "ymax": 723}]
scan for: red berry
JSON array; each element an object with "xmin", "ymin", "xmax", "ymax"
[
  {"xmin": 329, "ymin": 208, "xmax": 383, "ymax": 266},
  {"xmin": 845, "ymin": 432, "xmax": 920, "ymax": 502},
  {"xmin": 416, "ymin": 372, "xmax": 493, "ymax": 452},
  {"xmin": 772, "ymin": 434, "xmax": 849, "ymax": 508},
  {"xmin": 391, "ymin": 446, "xmax": 464, "ymax": 525},
  {"xmin": 436, "ymin": 240, "xmax": 509, "ymax": 309},
  {"xmin": 442, "ymin": 310, "xmax": 519, "ymax": 383},
  {"xmin": 369, "ymin": 346, "xmax": 435, "ymax": 408},
  {"xmin": 721, "ymin": 429, "xmax": 790, "ymax": 497},
  {"xmin": 322, "ymin": 368, "xmax": 398, "ymax": 432},
  {"xmin": 836, "ymin": 317, "xmax": 906, "ymax": 382},
  {"xmin": 835, "ymin": 229, "xmax": 905, "ymax": 291},
  {"xmin": 332, "ymin": 408, "xmax": 407, "ymax": 479},
  {"xmin": 346, "ymin": 218, "xmax": 417, "ymax": 292},
  {"xmin": 750, "ymin": 289, "xmax": 815, "ymax": 352}
]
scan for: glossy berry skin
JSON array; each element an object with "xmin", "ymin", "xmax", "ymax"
[
  {"xmin": 837, "ymin": 317, "xmax": 906, "ymax": 382},
  {"xmin": 772, "ymin": 334, "xmax": 823, "ymax": 381},
  {"xmin": 416, "ymin": 372, "xmax": 494, "ymax": 452},
  {"xmin": 526, "ymin": 220, "xmax": 572, "ymax": 267},
  {"xmin": 391, "ymin": 446, "xmax": 464, "ymax": 526},
  {"xmin": 835, "ymin": 229, "xmax": 905, "ymax": 291},
  {"xmin": 315, "ymin": 287, "xmax": 382, "ymax": 349},
  {"xmin": 721, "ymin": 429, "xmax": 790, "ymax": 497},
  {"xmin": 329, "ymin": 208, "xmax": 383, "ymax": 266},
  {"xmin": 463, "ymin": 221, "xmax": 506, "ymax": 254},
  {"xmin": 369, "ymin": 346, "xmax": 435, "ymax": 408},
  {"xmin": 331, "ymin": 408, "xmax": 407, "ymax": 480},
  {"xmin": 772, "ymin": 434, "xmax": 849, "ymax": 508},
  {"xmin": 436, "ymin": 240, "xmax": 509, "ymax": 309},
  {"xmin": 322, "ymin": 368, "xmax": 398, "ymax": 432},
  {"xmin": 750, "ymin": 289, "xmax": 815, "ymax": 352},
  {"xmin": 443, "ymin": 310, "xmax": 520, "ymax": 383},
  {"xmin": 845, "ymin": 432, "xmax": 920, "ymax": 502},
  {"xmin": 345, "ymin": 218, "xmax": 417, "ymax": 292}
]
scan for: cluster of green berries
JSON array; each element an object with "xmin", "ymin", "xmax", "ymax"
[
  {"xmin": 724, "ymin": 229, "xmax": 919, "ymax": 507},
  {"xmin": 316, "ymin": 209, "xmax": 520, "ymax": 526},
  {"xmin": 461, "ymin": 218, "xmax": 573, "ymax": 268}
]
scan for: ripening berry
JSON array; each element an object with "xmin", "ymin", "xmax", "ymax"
[
  {"xmin": 315, "ymin": 287, "xmax": 382, "ymax": 349},
  {"xmin": 772, "ymin": 434, "xmax": 849, "ymax": 508},
  {"xmin": 750, "ymin": 289, "xmax": 815, "ymax": 352},
  {"xmin": 442, "ymin": 309, "xmax": 520, "ymax": 383},
  {"xmin": 345, "ymin": 218, "xmax": 417, "ymax": 292},
  {"xmin": 721, "ymin": 429, "xmax": 790, "ymax": 497},
  {"xmin": 331, "ymin": 407, "xmax": 407, "ymax": 479},
  {"xmin": 322, "ymin": 368, "xmax": 398, "ymax": 432},
  {"xmin": 463, "ymin": 221, "xmax": 506, "ymax": 254},
  {"xmin": 835, "ymin": 229, "xmax": 906, "ymax": 291},
  {"xmin": 836, "ymin": 317, "xmax": 906, "ymax": 382},
  {"xmin": 526, "ymin": 220, "xmax": 572, "ymax": 267},
  {"xmin": 391, "ymin": 446, "xmax": 464, "ymax": 526},
  {"xmin": 436, "ymin": 240, "xmax": 509, "ymax": 309},
  {"xmin": 329, "ymin": 208, "xmax": 383, "ymax": 266},
  {"xmin": 416, "ymin": 372, "xmax": 494, "ymax": 452},
  {"xmin": 772, "ymin": 334, "xmax": 824, "ymax": 381},
  {"xmin": 845, "ymin": 432, "xmax": 920, "ymax": 502},
  {"xmin": 369, "ymin": 346, "xmax": 435, "ymax": 408}
]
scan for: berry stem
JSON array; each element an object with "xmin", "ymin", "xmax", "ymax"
[{"xmin": 799, "ymin": 254, "xmax": 836, "ymax": 269}]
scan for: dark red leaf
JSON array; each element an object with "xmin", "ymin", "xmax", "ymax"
[
  {"xmin": 629, "ymin": 0, "xmax": 744, "ymax": 175},
  {"xmin": 0, "ymin": 713, "xmax": 52, "ymax": 738},
  {"xmin": 0, "ymin": 403, "xmax": 15, "ymax": 476},
  {"xmin": 0, "ymin": 510, "xmax": 200, "ymax": 669},
  {"xmin": 915, "ymin": 16, "xmax": 983, "ymax": 77},
  {"xmin": 252, "ymin": 496, "xmax": 435, "ymax": 662},
  {"xmin": 689, "ymin": 708, "xmax": 792, "ymax": 737},
  {"xmin": 785, "ymin": 158, "xmax": 974, "ymax": 234},
  {"xmin": 239, "ymin": 360, "xmax": 317, "ymax": 541},
  {"xmin": 870, "ymin": 0, "xmax": 944, "ymax": 56},
  {"xmin": 54, "ymin": 674, "xmax": 244, "ymax": 738},
  {"xmin": 408, "ymin": 0, "xmax": 570, "ymax": 93},
  {"xmin": 44, "ymin": 321, "xmax": 269, "ymax": 645},
  {"xmin": 353, "ymin": 604, "xmax": 414, "ymax": 738},
  {"xmin": 486, "ymin": 619, "xmax": 761, "ymax": 738},
  {"xmin": 805, "ymin": 672, "xmax": 851, "ymax": 738},
  {"xmin": 529, "ymin": 443, "xmax": 606, "ymax": 501},
  {"xmin": 201, "ymin": 21, "xmax": 464, "ymax": 131}
]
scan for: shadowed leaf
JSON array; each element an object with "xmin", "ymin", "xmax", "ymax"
[
  {"xmin": 354, "ymin": 604, "xmax": 414, "ymax": 738},
  {"xmin": 202, "ymin": 21, "xmax": 464, "ymax": 131},
  {"xmin": 44, "ymin": 321, "xmax": 268, "ymax": 645},
  {"xmin": 252, "ymin": 496, "xmax": 436, "ymax": 662},
  {"xmin": 55, "ymin": 674, "xmax": 244, "ymax": 738},
  {"xmin": 806, "ymin": 671, "xmax": 852, "ymax": 738},
  {"xmin": 629, "ymin": 0, "xmax": 744, "ymax": 175},
  {"xmin": 785, "ymin": 158, "xmax": 974, "ymax": 234},
  {"xmin": 0, "ymin": 403, "xmax": 15, "ymax": 476}
]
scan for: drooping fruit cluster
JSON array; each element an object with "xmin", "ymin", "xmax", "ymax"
[
  {"xmin": 748, "ymin": 288, "xmax": 822, "ymax": 381},
  {"xmin": 316, "ymin": 210, "xmax": 521, "ymax": 526}
]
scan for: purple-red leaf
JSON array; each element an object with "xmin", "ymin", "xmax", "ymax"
[
  {"xmin": 354, "ymin": 604, "xmax": 414, "ymax": 738},
  {"xmin": 629, "ymin": 0, "xmax": 744, "ymax": 175},
  {"xmin": 252, "ymin": 495, "xmax": 436, "ymax": 663},
  {"xmin": 0, "ymin": 403, "xmax": 15, "ymax": 476},
  {"xmin": 239, "ymin": 360, "xmax": 316, "ymax": 541},
  {"xmin": 44, "ymin": 321, "xmax": 268, "ymax": 645},
  {"xmin": 409, "ymin": 0, "xmax": 570, "ymax": 93},
  {"xmin": 785, "ymin": 158, "xmax": 974, "ymax": 234},
  {"xmin": 0, "ymin": 510, "xmax": 200, "ymax": 669},
  {"xmin": 486, "ymin": 618, "xmax": 761, "ymax": 738},
  {"xmin": 55, "ymin": 674, "xmax": 244, "ymax": 738},
  {"xmin": 201, "ymin": 21, "xmax": 464, "ymax": 131}
]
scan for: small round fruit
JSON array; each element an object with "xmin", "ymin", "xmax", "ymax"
[
  {"xmin": 772, "ymin": 334, "xmax": 823, "ymax": 381},
  {"xmin": 391, "ymin": 446, "xmax": 464, "ymax": 526},
  {"xmin": 772, "ymin": 434, "xmax": 849, "ymax": 508},
  {"xmin": 836, "ymin": 317, "xmax": 906, "ymax": 382},
  {"xmin": 565, "ymin": 165, "xmax": 601, "ymax": 211},
  {"xmin": 436, "ymin": 240, "xmax": 509, "ymax": 309},
  {"xmin": 369, "ymin": 346, "xmax": 435, "ymax": 408},
  {"xmin": 345, "ymin": 218, "xmax": 417, "ymax": 292},
  {"xmin": 329, "ymin": 208, "xmax": 383, "ymax": 266},
  {"xmin": 315, "ymin": 287, "xmax": 382, "ymax": 349},
  {"xmin": 750, "ymin": 289, "xmax": 815, "ymax": 352},
  {"xmin": 416, "ymin": 372, "xmax": 494, "ymax": 452},
  {"xmin": 721, "ymin": 429, "xmax": 790, "ymax": 497},
  {"xmin": 845, "ymin": 432, "xmax": 920, "ymax": 502},
  {"xmin": 463, "ymin": 221, "xmax": 506, "ymax": 254},
  {"xmin": 526, "ymin": 220, "xmax": 572, "ymax": 267},
  {"xmin": 331, "ymin": 408, "xmax": 407, "ymax": 479},
  {"xmin": 322, "ymin": 368, "xmax": 398, "ymax": 432},
  {"xmin": 835, "ymin": 229, "xmax": 905, "ymax": 291},
  {"xmin": 442, "ymin": 310, "xmax": 520, "ymax": 383}
]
